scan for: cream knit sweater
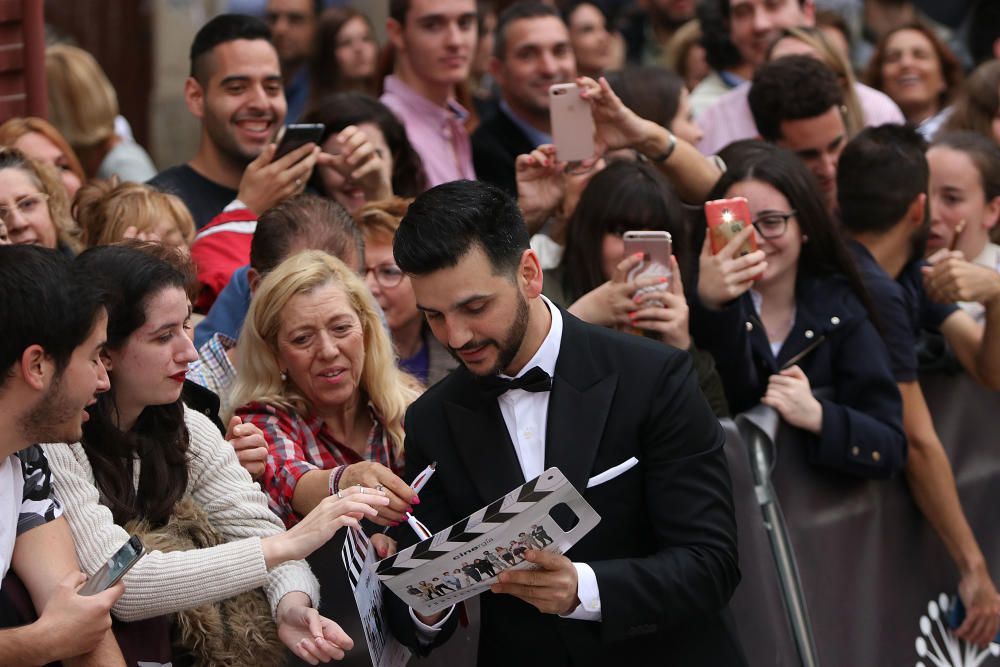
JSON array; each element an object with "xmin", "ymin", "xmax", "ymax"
[{"xmin": 41, "ymin": 406, "xmax": 320, "ymax": 622}]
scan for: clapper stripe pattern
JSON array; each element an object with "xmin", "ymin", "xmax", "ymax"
[
  {"xmin": 376, "ymin": 475, "xmax": 556, "ymax": 577},
  {"xmin": 342, "ymin": 526, "xmax": 368, "ymax": 589}
]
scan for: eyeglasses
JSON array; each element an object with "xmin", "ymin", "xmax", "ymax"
[
  {"xmin": 365, "ymin": 264, "xmax": 405, "ymax": 288},
  {"xmin": 0, "ymin": 193, "xmax": 49, "ymax": 225},
  {"xmin": 752, "ymin": 210, "xmax": 796, "ymax": 239}
]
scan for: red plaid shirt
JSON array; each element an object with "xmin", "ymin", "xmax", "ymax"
[{"xmin": 237, "ymin": 401, "xmax": 403, "ymax": 527}]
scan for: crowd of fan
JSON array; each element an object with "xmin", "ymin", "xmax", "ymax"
[{"xmin": 1, "ymin": 0, "xmax": 999, "ymax": 663}]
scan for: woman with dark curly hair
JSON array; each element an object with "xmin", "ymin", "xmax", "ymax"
[{"xmin": 864, "ymin": 22, "xmax": 963, "ymax": 139}]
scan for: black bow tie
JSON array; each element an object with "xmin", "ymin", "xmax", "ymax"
[{"xmin": 477, "ymin": 366, "xmax": 553, "ymax": 398}]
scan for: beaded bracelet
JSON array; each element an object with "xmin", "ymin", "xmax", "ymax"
[{"xmin": 329, "ymin": 465, "xmax": 348, "ymax": 496}]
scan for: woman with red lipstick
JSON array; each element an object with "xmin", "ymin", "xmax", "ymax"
[
  {"xmin": 231, "ymin": 251, "xmax": 421, "ymax": 534},
  {"xmin": 42, "ymin": 245, "xmax": 389, "ymax": 665}
]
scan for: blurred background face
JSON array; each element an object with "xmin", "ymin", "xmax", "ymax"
[
  {"xmin": 567, "ymin": 4, "xmax": 613, "ymax": 76},
  {"xmin": 394, "ymin": 0, "xmax": 478, "ymax": 88},
  {"xmin": 266, "ymin": 0, "xmax": 317, "ymax": 68},
  {"xmin": 670, "ymin": 88, "xmax": 703, "ymax": 145},
  {"xmin": 493, "ymin": 15, "xmax": 575, "ymax": 119},
  {"xmin": 319, "ymin": 122, "xmax": 393, "ymax": 214},
  {"xmin": 12, "ymin": 132, "xmax": 81, "ymax": 200},
  {"xmin": 880, "ymin": 29, "xmax": 945, "ymax": 119},
  {"xmin": 926, "ymin": 146, "xmax": 999, "ymax": 260},
  {"xmin": 0, "ymin": 167, "xmax": 57, "ymax": 249},
  {"xmin": 363, "ymin": 240, "xmax": 421, "ymax": 335},
  {"xmin": 335, "ymin": 15, "xmax": 378, "ymax": 80},
  {"xmin": 729, "ymin": 0, "xmax": 813, "ymax": 67}
]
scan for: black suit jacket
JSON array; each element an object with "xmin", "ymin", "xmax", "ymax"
[
  {"xmin": 387, "ymin": 311, "xmax": 746, "ymax": 667},
  {"xmin": 471, "ymin": 108, "xmax": 539, "ymax": 196}
]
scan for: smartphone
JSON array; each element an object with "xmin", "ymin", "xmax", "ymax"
[
  {"xmin": 79, "ymin": 535, "xmax": 145, "ymax": 596},
  {"xmin": 705, "ymin": 196, "xmax": 759, "ymax": 258},
  {"xmin": 273, "ymin": 123, "xmax": 325, "ymax": 159},
  {"xmin": 549, "ymin": 83, "xmax": 595, "ymax": 163},
  {"xmin": 623, "ymin": 230, "xmax": 672, "ymax": 291},
  {"xmin": 947, "ymin": 595, "xmax": 1000, "ymax": 643}
]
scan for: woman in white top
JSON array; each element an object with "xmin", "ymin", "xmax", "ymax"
[{"xmin": 43, "ymin": 244, "xmax": 389, "ymax": 665}]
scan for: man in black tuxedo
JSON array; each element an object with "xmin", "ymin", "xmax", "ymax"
[
  {"xmin": 471, "ymin": 2, "xmax": 576, "ymax": 195},
  {"xmin": 386, "ymin": 179, "xmax": 745, "ymax": 666}
]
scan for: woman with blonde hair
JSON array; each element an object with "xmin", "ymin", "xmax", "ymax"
[
  {"xmin": 0, "ymin": 147, "xmax": 80, "ymax": 253},
  {"xmin": 74, "ymin": 178, "xmax": 195, "ymax": 251},
  {"xmin": 232, "ymin": 250, "xmax": 421, "ymax": 537},
  {"xmin": 0, "ymin": 116, "xmax": 85, "ymax": 199},
  {"xmin": 45, "ymin": 43, "xmax": 156, "ymax": 181}
]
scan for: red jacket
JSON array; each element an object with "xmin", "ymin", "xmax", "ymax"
[{"xmin": 190, "ymin": 208, "xmax": 256, "ymax": 312}]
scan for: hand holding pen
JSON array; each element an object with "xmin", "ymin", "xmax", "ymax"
[{"xmin": 338, "ymin": 461, "xmax": 420, "ymax": 527}]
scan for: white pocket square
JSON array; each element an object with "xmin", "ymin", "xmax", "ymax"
[{"xmin": 586, "ymin": 456, "xmax": 639, "ymax": 488}]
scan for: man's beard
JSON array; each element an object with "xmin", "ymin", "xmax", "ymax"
[
  {"xmin": 449, "ymin": 292, "xmax": 530, "ymax": 377},
  {"xmin": 21, "ymin": 373, "xmax": 85, "ymax": 444},
  {"xmin": 910, "ymin": 212, "xmax": 932, "ymax": 260}
]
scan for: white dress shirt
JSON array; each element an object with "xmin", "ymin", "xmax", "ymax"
[{"xmin": 413, "ymin": 296, "xmax": 603, "ymax": 636}]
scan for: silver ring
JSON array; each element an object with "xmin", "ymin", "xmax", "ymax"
[
  {"xmin": 295, "ymin": 178, "xmax": 302, "ymax": 187},
  {"xmin": 336, "ymin": 490, "xmax": 343, "ymax": 499},
  {"xmin": 375, "ymin": 484, "xmax": 385, "ymax": 493}
]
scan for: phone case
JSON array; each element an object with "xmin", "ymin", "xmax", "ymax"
[
  {"xmin": 549, "ymin": 84, "xmax": 595, "ymax": 163},
  {"xmin": 623, "ymin": 231, "xmax": 672, "ymax": 291},
  {"xmin": 274, "ymin": 123, "xmax": 325, "ymax": 159},
  {"xmin": 705, "ymin": 197, "xmax": 758, "ymax": 257}
]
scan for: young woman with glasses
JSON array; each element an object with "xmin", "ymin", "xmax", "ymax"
[
  {"xmin": 692, "ymin": 140, "xmax": 906, "ymax": 479},
  {"xmin": 355, "ymin": 197, "xmax": 456, "ymax": 386}
]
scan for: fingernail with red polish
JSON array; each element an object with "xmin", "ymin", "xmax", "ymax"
[
  {"xmin": 405, "ymin": 506, "xmax": 414, "ymax": 514},
  {"xmin": 390, "ymin": 521, "xmax": 401, "ymax": 527},
  {"xmin": 412, "ymin": 496, "xmax": 421, "ymax": 504}
]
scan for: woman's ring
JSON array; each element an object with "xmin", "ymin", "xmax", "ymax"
[
  {"xmin": 336, "ymin": 490, "xmax": 343, "ymax": 499},
  {"xmin": 375, "ymin": 484, "xmax": 384, "ymax": 493}
]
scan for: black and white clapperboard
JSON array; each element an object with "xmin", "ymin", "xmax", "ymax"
[
  {"xmin": 374, "ymin": 467, "xmax": 600, "ymax": 616},
  {"xmin": 341, "ymin": 526, "xmax": 409, "ymax": 667}
]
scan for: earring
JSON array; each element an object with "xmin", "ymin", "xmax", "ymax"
[
  {"xmin": 802, "ymin": 234, "xmax": 809, "ymax": 243},
  {"xmin": 280, "ymin": 370, "xmax": 288, "ymax": 382}
]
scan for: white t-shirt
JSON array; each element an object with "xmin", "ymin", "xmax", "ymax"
[
  {"xmin": 1, "ymin": 448, "xmax": 64, "ymax": 583},
  {"xmin": 0, "ymin": 455, "xmax": 25, "ymax": 581}
]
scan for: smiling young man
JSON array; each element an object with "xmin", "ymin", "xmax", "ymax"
[
  {"xmin": 150, "ymin": 14, "xmax": 320, "ymax": 228},
  {"xmin": 385, "ymin": 179, "xmax": 745, "ymax": 666},
  {"xmin": 0, "ymin": 245, "xmax": 124, "ymax": 666},
  {"xmin": 381, "ymin": 0, "xmax": 479, "ymax": 187},
  {"xmin": 471, "ymin": 2, "xmax": 576, "ymax": 195}
]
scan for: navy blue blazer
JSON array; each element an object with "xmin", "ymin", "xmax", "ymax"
[{"xmin": 693, "ymin": 274, "xmax": 906, "ymax": 478}]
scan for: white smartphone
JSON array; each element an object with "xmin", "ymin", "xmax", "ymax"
[
  {"xmin": 79, "ymin": 535, "xmax": 144, "ymax": 596},
  {"xmin": 549, "ymin": 83, "xmax": 596, "ymax": 163}
]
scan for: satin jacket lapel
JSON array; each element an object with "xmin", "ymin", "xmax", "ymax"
[
  {"xmin": 444, "ymin": 371, "xmax": 525, "ymax": 506},
  {"xmin": 545, "ymin": 312, "xmax": 617, "ymax": 493}
]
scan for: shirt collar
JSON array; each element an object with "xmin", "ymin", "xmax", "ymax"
[
  {"xmin": 383, "ymin": 75, "xmax": 469, "ymax": 125},
  {"xmin": 502, "ymin": 295, "xmax": 562, "ymax": 380},
  {"xmin": 499, "ymin": 99, "xmax": 552, "ymax": 147}
]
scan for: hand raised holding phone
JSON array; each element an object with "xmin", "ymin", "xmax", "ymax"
[
  {"xmin": 698, "ymin": 224, "xmax": 768, "ymax": 310},
  {"xmin": 237, "ymin": 140, "xmax": 319, "ymax": 215},
  {"xmin": 629, "ymin": 255, "xmax": 691, "ymax": 349}
]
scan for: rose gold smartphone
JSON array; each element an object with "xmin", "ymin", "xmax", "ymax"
[{"xmin": 549, "ymin": 83, "xmax": 595, "ymax": 163}]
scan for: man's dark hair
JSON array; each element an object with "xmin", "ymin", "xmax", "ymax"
[
  {"xmin": 748, "ymin": 55, "xmax": 844, "ymax": 142},
  {"xmin": 189, "ymin": 13, "xmax": 272, "ymax": 82},
  {"xmin": 493, "ymin": 1, "xmax": 561, "ymax": 60},
  {"xmin": 696, "ymin": 0, "xmax": 744, "ymax": 72},
  {"xmin": 969, "ymin": 0, "xmax": 1000, "ymax": 66},
  {"xmin": 389, "ymin": 0, "xmax": 409, "ymax": 23},
  {"xmin": 0, "ymin": 245, "xmax": 104, "ymax": 386},
  {"xmin": 837, "ymin": 124, "xmax": 929, "ymax": 236},
  {"xmin": 250, "ymin": 193, "xmax": 363, "ymax": 275},
  {"xmin": 394, "ymin": 180, "xmax": 529, "ymax": 276}
]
